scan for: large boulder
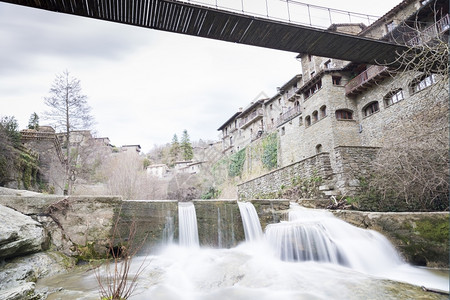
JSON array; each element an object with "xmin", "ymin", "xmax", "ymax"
[
  {"xmin": 0, "ymin": 251, "xmax": 76, "ymax": 300},
  {"xmin": 0, "ymin": 204, "xmax": 46, "ymax": 259}
]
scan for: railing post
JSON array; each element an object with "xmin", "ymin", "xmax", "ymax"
[{"xmin": 287, "ymin": 0, "xmax": 291, "ymax": 22}]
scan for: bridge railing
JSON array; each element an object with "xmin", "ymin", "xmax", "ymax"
[{"xmin": 180, "ymin": 0, "xmax": 379, "ymax": 29}]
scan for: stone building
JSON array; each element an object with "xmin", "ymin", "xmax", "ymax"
[{"xmin": 219, "ymin": 0, "xmax": 449, "ymax": 197}]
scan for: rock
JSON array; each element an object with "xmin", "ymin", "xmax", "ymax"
[
  {"xmin": 0, "ymin": 205, "xmax": 46, "ymax": 259},
  {"xmin": 0, "ymin": 252, "xmax": 75, "ymax": 300},
  {"xmin": 0, "ymin": 282, "xmax": 35, "ymax": 300}
]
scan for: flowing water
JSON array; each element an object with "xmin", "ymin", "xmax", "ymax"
[
  {"xmin": 37, "ymin": 201, "xmax": 449, "ymax": 300},
  {"xmin": 178, "ymin": 202, "xmax": 199, "ymax": 247},
  {"xmin": 237, "ymin": 201, "xmax": 263, "ymax": 241}
]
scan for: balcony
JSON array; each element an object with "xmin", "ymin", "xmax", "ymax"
[
  {"xmin": 285, "ymin": 90, "xmax": 301, "ymax": 102},
  {"xmin": 406, "ymin": 14, "xmax": 449, "ymax": 46},
  {"xmin": 239, "ymin": 108, "xmax": 263, "ymax": 129},
  {"xmin": 277, "ymin": 106, "xmax": 302, "ymax": 127},
  {"xmin": 345, "ymin": 65, "xmax": 389, "ymax": 97}
]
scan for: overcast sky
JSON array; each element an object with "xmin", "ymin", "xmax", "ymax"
[{"xmin": 0, "ymin": 0, "xmax": 402, "ymax": 152}]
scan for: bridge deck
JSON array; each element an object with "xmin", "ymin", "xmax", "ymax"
[{"xmin": 1, "ymin": 0, "xmax": 407, "ymax": 65}]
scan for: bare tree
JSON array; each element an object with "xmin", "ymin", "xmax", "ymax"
[
  {"xmin": 43, "ymin": 70, "xmax": 94, "ymax": 194},
  {"xmin": 102, "ymin": 152, "xmax": 167, "ymax": 200}
]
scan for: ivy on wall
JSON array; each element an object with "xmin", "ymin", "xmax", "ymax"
[
  {"xmin": 261, "ymin": 133, "xmax": 278, "ymax": 171},
  {"xmin": 228, "ymin": 149, "xmax": 246, "ymax": 177}
]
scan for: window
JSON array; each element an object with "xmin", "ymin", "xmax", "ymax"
[
  {"xmin": 410, "ymin": 74, "xmax": 436, "ymax": 93},
  {"xmin": 324, "ymin": 60, "xmax": 332, "ymax": 69},
  {"xmin": 320, "ymin": 105, "xmax": 327, "ymax": 118},
  {"xmin": 281, "ymin": 127, "xmax": 285, "ymax": 136},
  {"xmin": 363, "ymin": 101, "xmax": 379, "ymax": 117},
  {"xmin": 332, "ymin": 76, "xmax": 341, "ymax": 85},
  {"xmin": 310, "ymin": 71, "xmax": 315, "ymax": 77},
  {"xmin": 335, "ymin": 109, "xmax": 353, "ymax": 120},
  {"xmin": 305, "ymin": 116, "xmax": 311, "ymax": 127},
  {"xmin": 270, "ymin": 104, "xmax": 273, "ymax": 110},
  {"xmin": 316, "ymin": 144, "xmax": 322, "ymax": 154},
  {"xmin": 308, "ymin": 54, "xmax": 312, "ymax": 62},
  {"xmin": 299, "ymin": 116, "xmax": 303, "ymax": 126},
  {"xmin": 312, "ymin": 111, "xmax": 318, "ymax": 122},
  {"xmin": 384, "ymin": 89, "xmax": 404, "ymax": 106},
  {"xmin": 386, "ymin": 21, "xmax": 396, "ymax": 32},
  {"xmin": 303, "ymin": 79, "xmax": 322, "ymax": 99}
]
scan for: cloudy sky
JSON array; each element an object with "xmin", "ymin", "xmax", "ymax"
[{"xmin": 0, "ymin": 0, "xmax": 402, "ymax": 152}]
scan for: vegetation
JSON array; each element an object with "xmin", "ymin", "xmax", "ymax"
[
  {"xmin": 95, "ymin": 214, "xmax": 148, "ymax": 300},
  {"xmin": 228, "ymin": 149, "xmax": 246, "ymax": 178},
  {"xmin": 43, "ymin": 70, "xmax": 94, "ymax": 195},
  {"xmin": 0, "ymin": 116, "xmax": 19, "ymax": 186},
  {"xmin": 28, "ymin": 112, "xmax": 40, "ymax": 130},
  {"xmin": 180, "ymin": 129, "xmax": 194, "ymax": 161},
  {"xmin": 360, "ymin": 19, "xmax": 449, "ymax": 212},
  {"xmin": 261, "ymin": 133, "xmax": 278, "ymax": 170}
]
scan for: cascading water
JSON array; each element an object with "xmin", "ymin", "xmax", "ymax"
[
  {"xmin": 237, "ymin": 201, "xmax": 263, "ymax": 241},
  {"xmin": 265, "ymin": 203, "xmax": 403, "ymax": 274},
  {"xmin": 177, "ymin": 201, "xmax": 199, "ymax": 247},
  {"xmin": 37, "ymin": 201, "xmax": 449, "ymax": 300}
]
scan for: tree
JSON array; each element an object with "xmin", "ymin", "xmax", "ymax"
[
  {"xmin": 43, "ymin": 70, "xmax": 94, "ymax": 194},
  {"xmin": 0, "ymin": 116, "xmax": 20, "ymax": 186},
  {"xmin": 28, "ymin": 112, "xmax": 39, "ymax": 130},
  {"xmin": 180, "ymin": 129, "xmax": 193, "ymax": 161},
  {"xmin": 169, "ymin": 134, "xmax": 180, "ymax": 166}
]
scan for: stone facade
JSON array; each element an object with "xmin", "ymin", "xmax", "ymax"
[
  {"xmin": 237, "ymin": 153, "xmax": 333, "ymax": 200},
  {"xmin": 219, "ymin": 0, "xmax": 448, "ymax": 199}
]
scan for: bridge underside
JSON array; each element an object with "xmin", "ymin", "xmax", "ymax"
[{"xmin": 1, "ymin": 0, "xmax": 407, "ymax": 65}]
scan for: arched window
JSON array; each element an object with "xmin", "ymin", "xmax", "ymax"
[
  {"xmin": 335, "ymin": 109, "xmax": 353, "ymax": 120},
  {"xmin": 363, "ymin": 101, "xmax": 379, "ymax": 117},
  {"xmin": 320, "ymin": 105, "xmax": 327, "ymax": 118},
  {"xmin": 305, "ymin": 116, "xmax": 311, "ymax": 127},
  {"xmin": 316, "ymin": 144, "xmax": 322, "ymax": 154},
  {"xmin": 312, "ymin": 111, "xmax": 318, "ymax": 122},
  {"xmin": 384, "ymin": 89, "xmax": 404, "ymax": 106},
  {"xmin": 410, "ymin": 74, "xmax": 435, "ymax": 94}
]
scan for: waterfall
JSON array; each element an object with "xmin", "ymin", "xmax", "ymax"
[
  {"xmin": 162, "ymin": 210, "xmax": 174, "ymax": 244},
  {"xmin": 237, "ymin": 201, "xmax": 263, "ymax": 241},
  {"xmin": 178, "ymin": 202, "xmax": 199, "ymax": 247},
  {"xmin": 265, "ymin": 203, "xmax": 403, "ymax": 274}
]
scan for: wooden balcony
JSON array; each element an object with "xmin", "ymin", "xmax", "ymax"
[
  {"xmin": 277, "ymin": 106, "xmax": 302, "ymax": 127},
  {"xmin": 239, "ymin": 108, "xmax": 264, "ymax": 129},
  {"xmin": 345, "ymin": 65, "xmax": 389, "ymax": 97},
  {"xmin": 406, "ymin": 14, "xmax": 449, "ymax": 46}
]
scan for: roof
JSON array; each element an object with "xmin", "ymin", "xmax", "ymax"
[
  {"xmin": 239, "ymin": 99, "xmax": 265, "ymax": 116},
  {"xmin": 358, "ymin": 0, "xmax": 416, "ymax": 36},
  {"xmin": 217, "ymin": 112, "xmax": 241, "ymax": 131}
]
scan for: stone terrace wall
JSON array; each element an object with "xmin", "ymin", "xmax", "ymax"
[
  {"xmin": 333, "ymin": 146, "xmax": 380, "ymax": 196},
  {"xmin": 237, "ymin": 152, "xmax": 333, "ymax": 200}
]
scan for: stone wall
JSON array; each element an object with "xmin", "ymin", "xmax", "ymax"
[
  {"xmin": 333, "ymin": 146, "xmax": 380, "ymax": 195},
  {"xmin": 237, "ymin": 153, "xmax": 333, "ymax": 200}
]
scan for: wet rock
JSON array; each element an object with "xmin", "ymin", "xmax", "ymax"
[
  {"xmin": 0, "ymin": 252, "xmax": 75, "ymax": 300},
  {"xmin": 0, "ymin": 205, "xmax": 46, "ymax": 259}
]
